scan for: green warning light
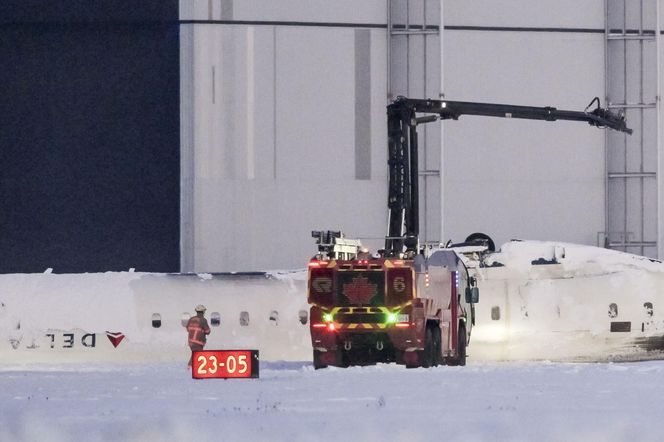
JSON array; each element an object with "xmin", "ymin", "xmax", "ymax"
[{"xmin": 323, "ymin": 313, "xmax": 333, "ymax": 322}]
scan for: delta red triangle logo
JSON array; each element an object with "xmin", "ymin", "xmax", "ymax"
[{"xmin": 105, "ymin": 331, "xmax": 125, "ymax": 348}]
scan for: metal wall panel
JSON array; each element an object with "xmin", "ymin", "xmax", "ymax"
[
  {"xmin": 445, "ymin": 0, "xmax": 604, "ymax": 29},
  {"xmin": 184, "ymin": 24, "xmax": 388, "ymax": 271},
  {"xmin": 231, "ymin": 0, "xmax": 385, "ymax": 24},
  {"xmin": 443, "ymin": 30, "xmax": 606, "ymax": 247}
]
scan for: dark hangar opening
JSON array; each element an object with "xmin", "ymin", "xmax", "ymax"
[{"xmin": 0, "ymin": 1, "xmax": 180, "ymax": 273}]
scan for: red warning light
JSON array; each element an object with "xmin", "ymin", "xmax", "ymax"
[{"xmin": 327, "ymin": 323, "xmax": 336, "ymax": 332}]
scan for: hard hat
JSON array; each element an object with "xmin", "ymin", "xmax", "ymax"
[{"xmin": 195, "ymin": 304, "xmax": 206, "ymax": 313}]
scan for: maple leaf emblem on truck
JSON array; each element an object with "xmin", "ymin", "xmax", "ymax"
[{"xmin": 342, "ymin": 275, "xmax": 377, "ymax": 305}]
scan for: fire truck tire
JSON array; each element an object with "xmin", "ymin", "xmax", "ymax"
[
  {"xmin": 405, "ymin": 328, "xmax": 434, "ymax": 368},
  {"xmin": 432, "ymin": 326, "xmax": 442, "ymax": 367},
  {"xmin": 313, "ymin": 350, "xmax": 327, "ymax": 370},
  {"xmin": 422, "ymin": 327, "xmax": 435, "ymax": 368},
  {"xmin": 459, "ymin": 328, "xmax": 467, "ymax": 366},
  {"xmin": 457, "ymin": 327, "xmax": 467, "ymax": 366},
  {"xmin": 447, "ymin": 326, "xmax": 467, "ymax": 366}
]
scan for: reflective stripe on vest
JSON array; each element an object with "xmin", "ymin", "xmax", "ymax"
[{"xmin": 187, "ymin": 319, "xmax": 206, "ymax": 346}]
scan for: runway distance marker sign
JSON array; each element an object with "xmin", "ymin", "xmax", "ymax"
[{"xmin": 192, "ymin": 350, "xmax": 259, "ymax": 379}]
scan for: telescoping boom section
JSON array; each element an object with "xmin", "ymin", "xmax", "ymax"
[{"xmin": 385, "ymin": 97, "xmax": 632, "ymax": 256}]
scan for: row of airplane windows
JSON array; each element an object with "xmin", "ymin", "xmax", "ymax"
[{"xmin": 150, "ymin": 310, "xmax": 310, "ymax": 328}]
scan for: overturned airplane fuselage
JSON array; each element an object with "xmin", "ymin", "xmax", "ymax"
[
  {"xmin": 1, "ymin": 241, "xmax": 663, "ymax": 365},
  {"xmin": 470, "ymin": 240, "xmax": 664, "ymax": 362}
]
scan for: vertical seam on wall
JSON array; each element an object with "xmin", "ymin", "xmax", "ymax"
[
  {"xmin": 355, "ymin": 28, "xmax": 371, "ymax": 180},
  {"xmin": 246, "ymin": 26, "xmax": 255, "ymax": 180},
  {"xmin": 222, "ymin": 26, "xmax": 235, "ymax": 180},
  {"xmin": 180, "ymin": 24, "xmax": 195, "ymax": 272},
  {"xmin": 273, "ymin": 26, "xmax": 277, "ymax": 180}
]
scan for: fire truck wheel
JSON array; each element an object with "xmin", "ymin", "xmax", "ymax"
[
  {"xmin": 313, "ymin": 350, "xmax": 327, "ymax": 370},
  {"xmin": 457, "ymin": 327, "xmax": 467, "ymax": 366},
  {"xmin": 422, "ymin": 327, "xmax": 435, "ymax": 368},
  {"xmin": 432, "ymin": 326, "xmax": 442, "ymax": 367},
  {"xmin": 395, "ymin": 350, "xmax": 405, "ymax": 365},
  {"xmin": 447, "ymin": 326, "xmax": 467, "ymax": 366}
]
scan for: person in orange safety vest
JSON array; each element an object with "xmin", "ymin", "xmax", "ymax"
[{"xmin": 187, "ymin": 304, "xmax": 211, "ymax": 367}]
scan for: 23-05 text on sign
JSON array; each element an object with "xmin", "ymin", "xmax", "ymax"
[{"xmin": 192, "ymin": 350, "xmax": 259, "ymax": 379}]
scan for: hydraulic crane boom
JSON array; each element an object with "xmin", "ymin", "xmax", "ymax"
[{"xmin": 385, "ymin": 96, "xmax": 633, "ymax": 255}]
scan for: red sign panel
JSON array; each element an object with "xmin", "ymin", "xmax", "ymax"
[{"xmin": 192, "ymin": 350, "xmax": 259, "ymax": 379}]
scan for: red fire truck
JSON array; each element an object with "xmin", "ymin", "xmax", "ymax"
[
  {"xmin": 308, "ymin": 232, "xmax": 479, "ymax": 368},
  {"xmin": 308, "ymin": 97, "xmax": 631, "ymax": 368}
]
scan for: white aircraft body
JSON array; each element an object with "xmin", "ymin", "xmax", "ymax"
[
  {"xmin": 1, "ymin": 241, "xmax": 663, "ymax": 365},
  {"xmin": 469, "ymin": 241, "xmax": 664, "ymax": 362}
]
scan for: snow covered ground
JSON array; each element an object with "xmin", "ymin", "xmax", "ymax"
[
  {"xmin": 2, "ymin": 359, "xmax": 664, "ymax": 442},
  {"xmin": 3, "ymin": 241, "xmax": 664, "ymax": 440}
]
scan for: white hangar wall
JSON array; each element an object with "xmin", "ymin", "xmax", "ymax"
[
  {"xmin": 443, "ymin": 0, "xmax": 664, "ymax": 260},
  {"xmin": 180, "ymin": 0, "xmax": 662, "ymax": 272},
  {"xmin": 180, "ymin": 1, "xmax": 391, "ymax": 272},
  {"xmin": 442, "ymin": 0, "xmax": 607, "ymax": 251}
]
